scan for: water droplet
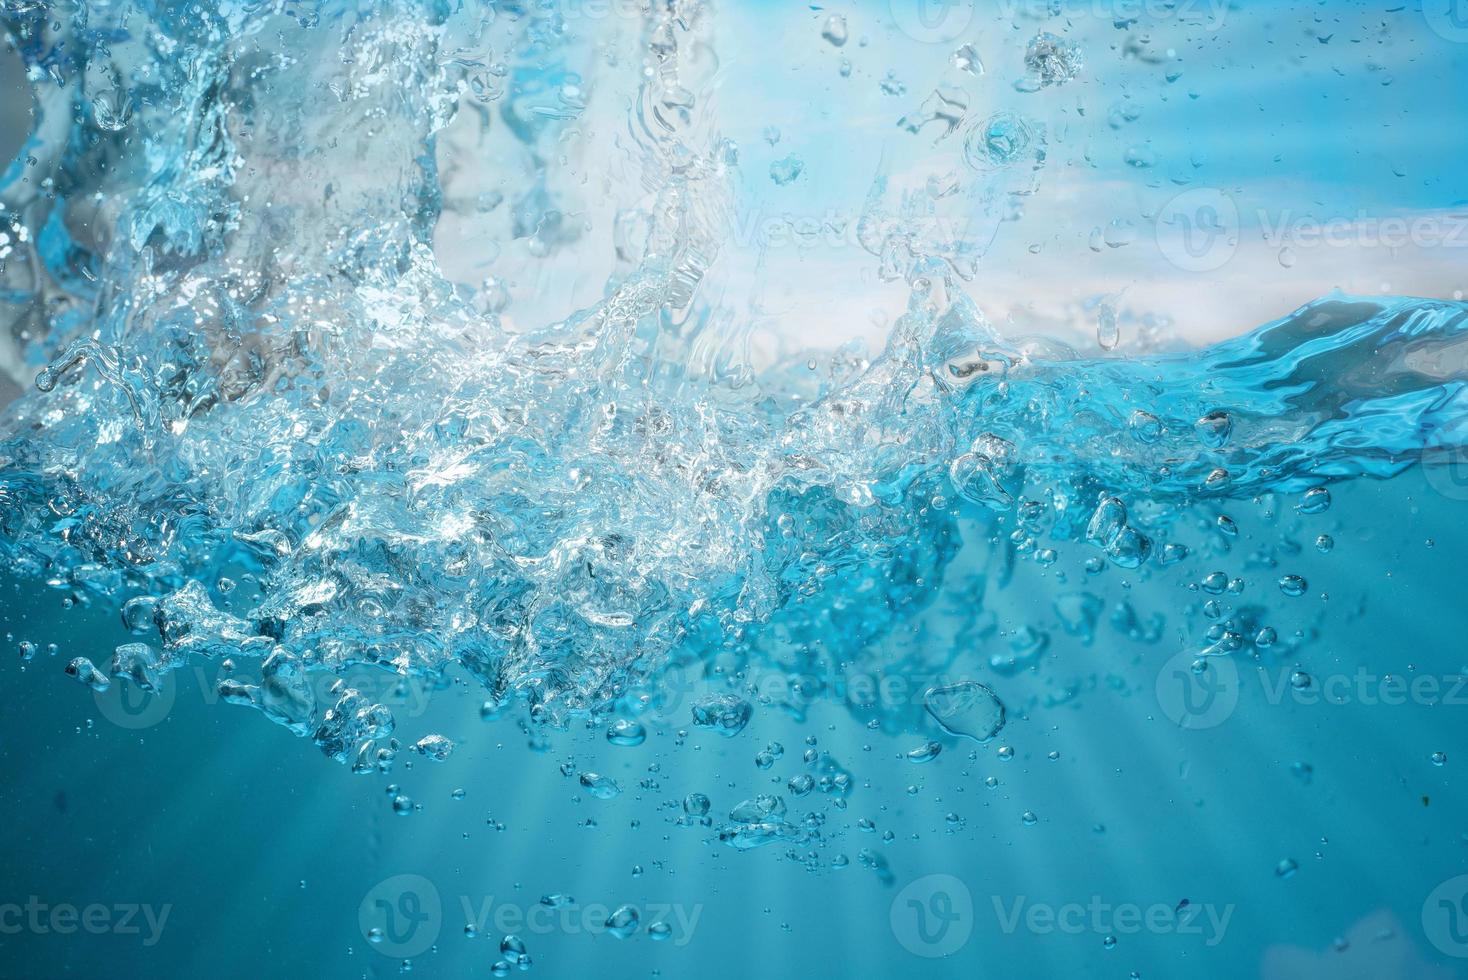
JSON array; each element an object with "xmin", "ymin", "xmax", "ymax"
[
  {"xmin": 1096, "ymin": 302, "xmax": 1120, "ymax": 350},
  {"xmin": 769, "ymin": 155, "xmax": 804, "ymax": 186},
  {"xmin": 820, "ymin": 14, "xmax": 848, "ymax": 47},
  {"xmin": 952, "ymin": 43, "xmax": 983, "ymax": 76}
]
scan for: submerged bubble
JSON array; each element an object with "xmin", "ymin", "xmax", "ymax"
[
  {"xmin": 923, "ymin": 682, "xmax": 1006, "ymax": 743},
  {"xmin": 1195, "ymin": 411, "xmax": 1233, "ymax": 449},
  {"xmin": 499, "ymin": 935, "xmax": 528, "ymax": 964},
  {"xmin": 691, "ymin": 694, "xmax": 753, "ymax": 737},
  {"xmin": 1024, "ymin": 33, "xmax": 1083, "ymax": 86},
  {"xmin": 948, "ymin": 433, "xmax": 1019, "ymax": 510},
  {"xmin": 65, "ymin": 657, "xmax": 110, "ymax": 692},
  {"xmin": 412, "ymin": 734, "xmax": 455, "ymax": 761},
  {"xmin": 1297, "ymin": 487, "xmax": 1331, "ymax": 514},
  {"xmin": 906, "ymin": 741, "xmax": 942, "ymax": 763},
  {"xmin": 820, "ymin": 14, "xmax": 848, "ymax": 47},
  {"xmin": 964, "ymin": 112, "xmax": 1037, "ymax": 171},
  {"xmin": 604, "ymin": 909, "xmax": 640, "ymax": 938},
  {"xmin": 769, "ymin": 155, "xmax": 804, "ymax": 186},
  {"xmin": 579, "ymin": 772, "xmax": 622, "ymax": 800},
  {"xmin": 952, "ymin": 43, "xmax": 984, "ymax": 76},
  {"xmin": 606, "ymin": 718, "xmax": 647, "ymax": 746},
  {"xmin": 1278, "ymin": 575, "xmax": 1308, "ymax": 597}
]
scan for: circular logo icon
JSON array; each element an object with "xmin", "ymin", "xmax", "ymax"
[
  {"xmin": 1423, "ymin": 875, "xmax": 1468, "ymax": 957},
  {"xmin": 1155, "ymin": 649, "xmax": 1239, "ymax": 730},
  {"xmin": 1155, "ymin": 188, "xmax": 1239, "ymax": 273},
  {"xmin": 642, "ymin": 661, "xmax": 701, "ymax": 726},
  {"xmin": 359, "ymin": 874, "xmax": 442, "ymax": 958},
  {"xmin": 1424, "ymin": 0, "xmax": 1468, "ymax": 43},
  {"xmin": 94, "ymin": 671, "xmax": 177, "ymax": 730},
  {"xmin": 1421, "ymin": 434, "xmax": 1468, "ymax": 501},
  {"xmin": 888, "ymin": 0, "xmax": 975, "ymax": 44},
  {"xmin": 891, "ymin": 873, "xmax": 973, "ymax": 958}
]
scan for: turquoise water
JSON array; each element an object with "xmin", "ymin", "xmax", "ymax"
[{"xmin": 2, "ymin": 1, "xmax": 1468, "ymax": 978}]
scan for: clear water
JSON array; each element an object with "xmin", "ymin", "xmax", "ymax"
[{"xmin": 1, "ymin": 1, "xmax": 1467, "ymax": 978}]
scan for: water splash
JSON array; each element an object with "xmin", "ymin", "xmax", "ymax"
[{"xmin": 0, "ymin": 0, "xmax": 1465, "ymax": 768}]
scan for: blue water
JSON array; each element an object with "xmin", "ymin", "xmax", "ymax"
[{"xmin": 2, "ymin": 1, "xmax": 1468, "ymax": 978}]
